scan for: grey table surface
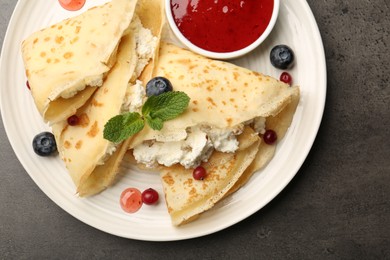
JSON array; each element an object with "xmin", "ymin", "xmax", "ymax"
[{"xmin": 0, "ymin": 0, "xmax": 389, "ymax": 259}]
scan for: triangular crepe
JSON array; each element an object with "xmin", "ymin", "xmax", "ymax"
[
  {"xmin": 53, "ymin": 32, "xmax": 138, "ymax": 195},
  {"xmin": 129, "ymin": 42, "xmax": 299, "ymax": 147},
  {"xmin": 77, "ymin": 0, "xmax": 166, "ymax": 196},
  {"xmin": 160, "ymin": 128, "xmax": 260, "ymax": 226},
  {"xmin": 21, "ymin": 0, "xmax": 138, "ymax": 123}
]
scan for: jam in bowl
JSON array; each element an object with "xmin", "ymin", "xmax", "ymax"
[{"xmin": 165, "ymin": 0, "xmax": 280, "ymax": 60}]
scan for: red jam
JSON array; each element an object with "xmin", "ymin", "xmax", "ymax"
[{"xmin": 170, "ymin": 0, "xmax": 274, "ymax": 53}]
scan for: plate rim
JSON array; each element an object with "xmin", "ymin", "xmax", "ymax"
[{"xmin": 0, "ymin": 0, "xmax": 327, "ymax": 241}]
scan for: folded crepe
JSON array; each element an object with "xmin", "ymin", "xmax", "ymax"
[
  {"xmin": 160, "ymin": 127, "xmax": 260, "ymax": 226},
  {"xmin": 52, "ymin": 33, "xmax": 137, "ymax": 196},
  {"xmin": 128, "ymin": 42, "xmax": 300, "ymax": 225},
  {"xmin": 52, "ymin": 0, "xmax": 165, "ymax": 197},
  {"xmin": 21, "ymin": 0, "xmax": 138, "ymax": 123},
  {"xmin": 129, "ymin": 42, "xmax": 299, "ymax": 146}
]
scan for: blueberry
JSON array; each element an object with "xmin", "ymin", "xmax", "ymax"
[
  {"xmin": 146, "ymin": 77, "xmax": 173, "ymax": 97},
  {"xmin": 32, "ymin": 132, "xmax": 57, "ymax": 156},
  {"xmin": 270, "ymin": 45, "xmax": 295, "ymax": 70}
]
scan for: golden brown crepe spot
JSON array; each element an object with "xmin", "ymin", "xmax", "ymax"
[
  {"xmin": 188, "ymin": 188, "xmax": 199, "ymax": 202},
  {"xmin": 226, "ymin": 118, "xmax": 233, "ymax": 126},
  {"xmin": 103, "ymin": 87, "xmax": 109, "ymax": 94},
  {"xmin": 167, "ymin": 206, "xmax": 173, "ymax": 213},
  {"xmin": 203, "ymin": 69, "xmax": 209, "ymax": 74},
  {"xmin": 230, "ymin": 98, "xmax": 235, "ymax": 102},
  {"xmin": 192, "ymin": 108, "xmax": 199, "ymax": 112},
  {"xmin": 64, "ymin": 141, "xmax": 71, "ymax": 149},
  {"xmin": 75, "ymin": 26, "xmax": 81, "ymax": 34},
  {"xmin": 90, "ymin": 43, "xmax": 97, "ymax": 48},
  {"xmin": 54, "ymin": 58, "xmax": 60, "ymax": 64},
  {"xmin": 253, "ymin": 71, "xmax": 261, "ymax": 77},
  {"xmin": 162, "ymin": 174, "xmax": 175, "ymax": 186},
  {"xmin": 222, "ymin": 101, "xmax": 227, "ymax": 106},
  {"xmin": 50, "ymin": 24, "xmax": 57, "ymax": 29},
  {"xmin": 244, "ymin": 82, "xmax": 248, "ymax": 87},
  {"xmin": 75, "ymin": 140, "xmax": 83, "ymax": 150},
  {"xmin": 25, "ymin": 69, "xmax": 30, "ymax": 77},
  {"xmin": 178, "ymin": 75, "xmax": 184, "ymax": 80},
  {"xmin": 46, "ymin": 58, "xmax": 52, "ymax": 64},
  {"xmin": 91, "ymin": 98, "xmax": 104, "ymax": 107},
  {"xmin": 44, "ymin": 37, "xmax": 51, "ymax": 42},
  {"xmin": 231, "ymin": 88, "xmax": 238, "ymax": 92},
  {"xmin": 33, "ymin": 38, "xmax": 38, "ymax": 44},
  {"xmin": 233, "ymin": 72, "xmax": 239, "ymax": 81},
  {"xmin": 206, "ymin": 86, "xmax": 213, "ymax": 92},
  {"xmin": 184, "ymin": 178, "xmax": 193, "ymax": 187},
  {"xmin": 87, "ymin": 121, "xmax": 99, "ymax": 138},
  {"xmin": 189, "ymin": 64, "xmax": 198, "ymax": 70},
  {"xmin": 63, "ymin": 52, "xmax": 74, "ymax": 59},
  {"xmin": 79, "ymin": 113, "xmax": 90, "ymax": 128},
  {"xmin": 192, "ymin": 100, "xmax": 198, "ymax": 105},
  {"xmin": 50, "ymin": 48, "xmax": 56, "ymax": 53},
  {"xmin": 57, "ymin": 25, "xmax": 63, "ymax": 30},
  {"xmin": 40, "ymin": 52, "xmax": 46, "ymax": 57},
  {"xmin": 206, "ymin": 97, "xmax": 217, "ymax": 107},
  {"xmin": 70, "ymin": 36, "xmax": 79, "ymax": 44},
  {"xmin": 55, "ymin": 36, "xmax": 64, "ymax": 44},
  {"xmin": 177, "ymin": 59, "xmax": 191, "ymax": 65}
]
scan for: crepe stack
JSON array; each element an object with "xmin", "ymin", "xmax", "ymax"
[{"xmin": 129, "ymin": 43, "xmax": 300, "ymax": 225}]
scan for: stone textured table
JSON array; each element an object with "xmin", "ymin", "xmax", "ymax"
[{"xmin": 0, "ymin": 0, "xmax": 389, "ymax": 259}]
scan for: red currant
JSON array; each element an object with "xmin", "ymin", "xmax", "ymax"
[
  {"xmin": 58, "ymin": 0, "xmax": 86, "ymax": 11},
  {"xmin": 280, "ymin": 72, "xmax": 292, "ymax": 85},
  {"xmin": 142, "ymin": 188, "xmax": 159, "ymax": 205},
  {"xmin": 263, "ymin": 130, "xmax": 277, "ymax": 145},
  {"xmin": 67, "ymin": 115, "xmax": 79, "ymax": 126},
  {"xmin": 26, "ymin": 80, "xmax": 30, "ymax": 90},
  {"xmin": 119, "ymin": 188, "xmax": 143, "ymax": 213},
  {"xmin": 193, "ymin": 166, "xmax": 207, "ymax": 180}
]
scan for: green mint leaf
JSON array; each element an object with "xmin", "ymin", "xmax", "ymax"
[
  {"xmin": 103, "ymin": 112, "xmax": 145, "ymax": 143},
  {"xmin": 145, "ymin": 115, "xmax": 164, "ymax": 131},
  {"xmin": 142, "ymin": 91, "xmax": 190, "ymax": 121}
]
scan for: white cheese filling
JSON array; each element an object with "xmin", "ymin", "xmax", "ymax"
[
  {"xmin": 132, "ymin": 116, "xmax": 267, "ymax": 169},
  {"xmin": 133, "ymin": 125, "xmax": 243, "ymax": 169},
  {"xmin": 99, "ymin": 16, "xmax": 156, "ymax": 164}
]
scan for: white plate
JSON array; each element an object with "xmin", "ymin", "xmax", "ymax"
[{"xmin": 0, "ymin": 0, "xmax": 326, "ymax": 241}]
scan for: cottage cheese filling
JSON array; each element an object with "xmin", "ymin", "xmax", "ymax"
[
  {"xmin": 132, "ymin": 116, "xmax": 267, "ymax": 169},
  {"xmin": 133, "ymin": 124, "xmax": 244, "ymax": 169},
  {"xmin": 99, "ymin": 16, "xmax": 156, "ymax": 165}
]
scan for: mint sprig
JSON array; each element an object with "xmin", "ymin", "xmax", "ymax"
[{"xmin": 103, "ymin": 91, "xmax": 190, "ymax": 143}]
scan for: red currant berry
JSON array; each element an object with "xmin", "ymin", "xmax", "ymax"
[
  {"xmin": 26, "ymin": 80, "xmax": 31, "ymax": 90},
  {"xmin": 280, "ymin": 72, "xmax": 292, "ymax": 85},
  {"xmin": 263, "ymin": 130, "xmax": 277, "ymax": 145},
  {"xmin": 120, "ymin": 188, "xmax": 142, "ymax": 213},
  {"xmin": 193, "ymin": 166, "xmax": 207, "ymax": 180},
  {"xmin": 67, "ymin": 115, "xmax": 79, "ymax": 126},
  {"xmin": 58, "ymin": 0, "xmax": 86, "ymax": 11},
  {"xmin": 142, "ymin": 188, "xmax": 159, "ymax": 205}
]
